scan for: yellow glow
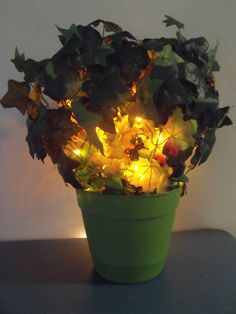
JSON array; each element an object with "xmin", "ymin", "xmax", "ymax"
[
  {"xmin": 73, "ymin": 149, "xmax": 81, "ymax": 156},
  {"xmin": 132, "ymin": 84, "xmax": 137, "ymax": 95},
  {"xmin": 65, "ymin": 99, "xmax": 72, "ymax": 108},
  {"xmin": 158, "ymin": 133, "xmax": 164, "ymax": 142},
  {"xmin": 135, "ymin": 117, "xmax": 142, "ymax": 123},
  {"xmin": 63, "ymin": 107, "xmax": 197, "ymax": 194}
]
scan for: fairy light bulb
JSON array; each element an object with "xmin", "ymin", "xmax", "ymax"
[
  {"xmin": 65, "ymin": 99, "xmax": 72, "ymax": 108},
  {"xmin": 134, "ymin": 165, "xmax": 139, "ymax": 171},
  {"xmin": 73, "ymin": 149, "xmax": 81, "ymax": 156},
  {"xmin": 136, "ymin": 117, "xmax": 142, "ymax": 123}
]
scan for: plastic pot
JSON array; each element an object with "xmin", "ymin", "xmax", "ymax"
[{"xmin": 76, "ymin": 188, "xmax": 181, "ymax": 284}]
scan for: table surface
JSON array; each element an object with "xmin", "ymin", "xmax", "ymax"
[{"xmin": 0, "ymin": 229, "xmax": 235, "ymax": 314}]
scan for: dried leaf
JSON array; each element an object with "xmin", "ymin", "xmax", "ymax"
[{"xmin": 0, "ymin": 80, "xmax": 30, "ymax": 114}]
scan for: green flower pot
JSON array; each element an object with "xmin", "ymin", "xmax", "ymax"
[{"xmin": 76, "ymin": 188, "xmax": 181, "ymax": 284}]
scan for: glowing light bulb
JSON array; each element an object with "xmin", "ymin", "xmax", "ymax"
[
  {"xmin": 132, "ymin": 84, "xmax": 137, "ymax": 94},
  {"xmin": 73, "ymin": 149, "xmax": 81, "ymax": 156},
  {"xmin": 134, "ymin": 165, "xmax": 139, "ymax": 171},
  {"xmin": 65, "ymin": 99, "xmax": 72, "ymax": 108},
  {"xmin": 159, "ymin": 133, "xmax": 164, "ymax": 142},
  {"xmin": 136, "ymin": 117, "xmax": 142, "ymax": 123}
]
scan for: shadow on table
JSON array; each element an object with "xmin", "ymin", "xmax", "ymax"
[{"xmin": 0, "ymin": 239, "xmax": 116, "ymax": 285}]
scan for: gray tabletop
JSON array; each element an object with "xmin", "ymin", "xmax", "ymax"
[{"xmin": 0, "ymin": 229, "xmax": 235, "ymax": 314}]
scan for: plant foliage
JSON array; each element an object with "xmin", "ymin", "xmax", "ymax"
[{"xmin": 0, "ymin": 16, "xmax": 232, "ymax": 195}]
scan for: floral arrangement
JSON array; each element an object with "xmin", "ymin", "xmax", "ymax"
[{"xmin": 1, "ymin": 16, "xmax": 232, "ymax": 195}]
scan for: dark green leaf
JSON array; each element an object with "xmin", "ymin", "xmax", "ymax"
[
  {"xmin": 182, "ymin": 37, "xmax": 209, "ymax": 65},
  {"xmin": 43, "ymin": 107, "xmax": 80, "ymax": 163},
  {"xmin": 104, "ymin": 31, "xmax": 136, "ymax": 44},
  {"xmin": 58, "ymin": 153, "xmax": 82, "ymax": 188},
  {"xmin": 176, "ymin": 31, "xmax": 187, "ymax": 43},
  {"xmin": 89, "ymin": 19, "xmax": 123, "ymax": 33},
  {"xmin": 98, "ymin": 109, "xmax": 116, "ymax": 133},
  {"xmin": 128, "ymin": 76, "xmax": 162, "ymax": 125},
  {"xmin": 163, "ymin": 15, "xmax": 184, "ymax": 30},
  {"xmin": 64, "ymin": 79, "xmax": 83, "ymax": 98},
  {"xmin": 11, "ymin": 53, "xmax": 50, "ymax": 82},
  {"xmin": 11, "ymin": 47, "xmax": 25, "ymax": 72},
  {"xmin": 105, "ymin": 174, "xmax": 123, "ymax": 191},
  {"xmin": 45, "ymin": 61, "xmax": 57, "ymax": 79},
  {"xmin": 71, "ymin": 100, "xmax": 104, "ymax": 153},
  {"xmin": 190, "ymin": 128, "xmax": 216, "ymax": 166},
  {"xmin": 171, "ymin": 163, "xmax": 186, "ymax": 177},
  {"xmin": 104, "ymin": 21, "xmax": 123, "ymax": 33},
  {"xmin": 56, "ymin": 23, "xmax": 82, "ymax": 45},
  {"xmin": 142, "ymin": 39, "xmax": 164, "ymax": 51},
  {"xmin": 151, "ymin": 64, "xmax": 178, "ymax": 80},
  {"xmin": 83, "ymin": 66, "xmax": 129, "ymax": 110},
  {"xmin": 215, "ymin": 106, "xmax": 232, "ymax": 128},
  {"xmin": 116, "ymin": 45, "xmax": 149, "ymax": 69},
  {"xmin": 26, "ymin": 105, "xmax": 48, "ymax": 161},
  {"xmin": 155, "ymin": 76, "xmax": 191, "ymax": 109},
  {"xmin": 178, "ymin": 62, "xmax": 199, "ymax": 86},
  {"xmin": 84, "ymin": 44, "xmax": 115, "ymax": 66},
  {"xmin": 120, "ymin": 64, "xmax": 141, "ymax": 84},
  {"xmin": 208, "ymin": 42, "xmax": 220, "ymax": 72},
  {"xmin": 178, "ymin": 173, "xmax": 189, "ymax": 183},
  {"xmin": 44, "ymin": 77, "xmax": 66, "ymax": 100}
]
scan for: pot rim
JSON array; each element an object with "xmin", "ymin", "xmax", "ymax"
[{"xmin": 77, "ymin": 187, "xmax": 181, "ymax": 200}]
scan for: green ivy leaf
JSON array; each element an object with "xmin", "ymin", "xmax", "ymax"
[
  {"xmin": 0, "ymin": 80, "xmax": 30, "ymax": 114},
  {"xmin": 44, "ymin": 77, "xmax": 66, "ymax": 100},
  {"xmin": 176, "ymin": 31, "xmax": 187, "ymax": 43},
  {"xmin": 58, "ymin": 153, "xmax": 82, "ymax": 189},
  {"xmin": 11, "ymin": 47, "xmax": 25, "ymax": 72},
  {"xmin": 151, "ymin": 64, "xmax": 178, "ymax": 81},
  {"xmin": 90, "ymin": 19, "xmax": 123, "ymax": 33},
  {"xmin": 104, "ymin": 31, "xmax": 136, "ymax": 45},
  {"xmin": 208, "ymin": 42, "xmax": 220, "ymax": 71},
  {"xmin": 82, "ymin": 65, "xmax": 129, "ymax": 110},
  {"xmin": 84, "ymin": 44, "xmax": 115, "ymax": 66},
  {"xmin": 42, "ymin": 107, "xmax": 80, "ymax": 163},
  {"xmin": 104, "ymin": 21, "xmax": 123, "ymax": 33},
  {"xmin": 64, "ymin": 79, "xmax": 83, "ymax": 98},
  {"xmin": 155, "ymin": 77, "xmax": 191, "ymax": 108},
  {"xmin": 45, "ymin": 61, "xmax": 57, "ymax": 79},
  {"xmin": 178, "ymin": 173, "xmax": 189, "ymax": 183},
  {"xmin": 156, "ymin": 45, "xmax": 184, "ymax": 66},
  {"xmin": 128, "ymin": 77, "xmax": 162, "ymax": 125},
  {"xmin": 11, "ymin": 50, "xmax": 50, "ymax": 82},
  {"xmin": 26, "ymin": 105, "xmax": 48, "ymax": 161},
  {"xmin": 190, "ymin": 128, "xmax": 216, "ymax": 166},
  {"xmin": 215, "ymin": 106, "xmax": 232, "ymax": 128},
  {"xmin": 105, "ymin": 174, "xmax": 123, "ymax": 191},
  {"xmin": 179, "ymin": 62, "xmax": 199, "ymax": 86},
  {"xmin": 56, "ymin": 23, "xmax": 82, "ymax": 45},
  {"xmin": 163, "ymin": 15, "xmax": 184, "ymax": 30},
  {"xmin": 71, "ymin": 100, "xmax": 104, "ymax": 153}
]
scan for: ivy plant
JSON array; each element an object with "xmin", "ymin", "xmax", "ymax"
[{"xmin": 0, "ymin": 16, "xmax": 232, "ymax": 195}]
